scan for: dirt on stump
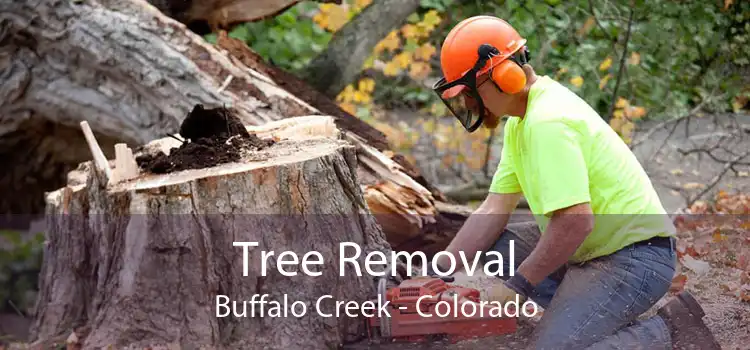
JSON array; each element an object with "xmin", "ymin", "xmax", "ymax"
[{"xmin": 136, "ymin": 104, "xmax": 275, "ymax": 174}]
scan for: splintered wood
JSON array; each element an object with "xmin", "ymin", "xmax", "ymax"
[
  {"xmin": 36, "ymin": 117, "xmax": 393, "ymax": 349},
  {"xmin": 79, "ymin": 121, "xmax": 113, "ymax": 181}
]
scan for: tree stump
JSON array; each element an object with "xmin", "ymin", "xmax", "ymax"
[{"xmin": 31, "ymin": 112, "xmax": 392, "ymax": 349}]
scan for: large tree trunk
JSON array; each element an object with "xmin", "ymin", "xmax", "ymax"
[
  {"xmin": 0, "ymin": 0, "xmax": 470, "ymax": 264},
  {"xmin": 31, "ymin": 115, "xmax": 393, "ymax": 349},
  {"xmin": 302, "ymin": 0, "xmax": 422, "ymax": 97},
  {"xmin": 146, "ymin": 0, "xmax": 343, "ymax": 35}
]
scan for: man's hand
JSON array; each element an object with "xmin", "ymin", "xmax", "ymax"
[
  {"xmin": 485, "ymin": 282, "xmax": 525, "ymax": 304},
  {"xmin": 485, "ymin": 271, "xmax": 536, "ymax": 302},
  {"xmin": 516, "ymin": 203, "xmax": 594, "ymax": 285},
  {"xmin": 434, "ymin": 192, "xmax": 522, "ymax": 269}
]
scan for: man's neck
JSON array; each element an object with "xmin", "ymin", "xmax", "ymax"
[{"xmin": 516, "ymin": 74, "xmax": 538, "ymax": 119}]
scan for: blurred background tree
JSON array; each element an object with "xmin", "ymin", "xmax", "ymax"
[{"xmin": 201, "ymin": 0, "xmax": 748, "ymax": 189}]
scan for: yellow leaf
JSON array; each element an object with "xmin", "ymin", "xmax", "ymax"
[
  {"xmin": 326, "ymin": 5, "xmax": 349, "ymax": 31},
  {"xmin": 670, "ymin": 168, "xmax": 684, "ymax": 176},
  {"xmin": 628, "ymin": 52, "xmax": 641, "ymax": 65},
  {"xmin": 339, "ymin": 102, "xmax": 357, "ymax": 115},
  {"xmin": 354, "ymin": 0, "xmax": 372, "ymax": 10},
  {"xmin": 570, "ymin": 76, "xmax": 584, "ymax": 88},
  {"xmin": 358, "ymin": 78, "xmax": 375, "ymax": 93},
  {"xmin": 353, "ymin": 91, "xmax": 365, "ymax": 103},
  {"xmin": 725, "ymin": 0, "xmax": 734, "ymax": 10},
  {"xmin": 416, "ymin": 22, "xmax": 436, "ymax": 37},
  {"xmin": 408, "ymin": 61, "xmax": 431, "ymax": 80},
  {"xmin": 415, "ymin": 43, "xmax": 437, "ymax": 61},
  {"xmin": 739, "ymin": 171, "xmax": 749, "ymax": 177},
  {"xmin": 599, "ymin": 74, "xmax": 612, "ymax": 90},
  {"xmin": 337, "ymin": 84, "xmax": 355, "ymax": 102},
  {"xmin": 615, "ymin": 97, "xmax": 629, "ymax": 109},
  {"xmin": 609, "ymin": 117, "xmax": 625, "ymax": 132},
  {"xmin": 621, "ymin": 121, "xmax": 635, "ymax": 136},
  {"xmin": 683, "ymin": 182, "xmax": 706, "ymax": 190},
  {"xmin": 613, "ymin": 109, "xmax": 625, "ymax": 119},
  {"xmin": 383, "ymin": 61, "xmax": 400, "ymax": 76},
  {"xmin": 401, "ymin": 24, "xmax": 419, "ymax": 39},
  {"xmin": 423, "ymin": 10, "xmax": 441, "ymax": 27},
  {"xmin": 393, "ymin": 52, "xmax": 412, "ymax": 69},
  {"xmin": 628, "ymin": 106, "xmax": 647, "ymax": 119},
  {"xmin": 318, "ymin": 3, "xmax": 336, "ymax": 12},
  {"xmin": 599, "ymin": 57, "xmax": 613, "ymax": 71},
  {"xmin": 313, "ymin": 13, "xmax": 329, "ymax": 30},
  {"xmin": 360, "ymin": 93, "xmax": 371, "ymax": 104},
  {"xmin": 362, "ymin": 55, "xmax": 375, "ymax": 69},
  {"xmin": 375, "ymin": 31, "xmax": 400, "ymax": 54}
]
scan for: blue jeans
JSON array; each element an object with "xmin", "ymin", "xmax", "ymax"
[{"xmin": 484, "ymin": 222, "xmax": 677, "ymax": 349}]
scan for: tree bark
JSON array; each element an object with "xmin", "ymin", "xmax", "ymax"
[
  {"xmin": 0, "ymin": 0, "xmax": 469, "ymax": 261},
  {"xmin": 31, "ymin": 117, "xmax": 393, "ymax": 349},
  {"xmin": 145, "ymin": 0, "xmax": 343, "ymax": 35},
  {"xmin": 301, "ymin": 0, "xmax": 421, "ymax": 97}
]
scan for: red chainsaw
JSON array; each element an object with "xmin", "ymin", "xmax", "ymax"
[{"xmin": 364, "ymin": 275, "xmax": 519, "ymax": 343}]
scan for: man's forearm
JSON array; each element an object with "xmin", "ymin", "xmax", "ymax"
[
  {"xmin": 516, "ymin": 212, "xmax": 593, "ymax": 285},
  {"xmin": 435, "ymin": 212, "xmax": 510, "ymax": 269},
  {"xmin": 434, "ymin": 193, "xmax": 521, "ymax": 270}
]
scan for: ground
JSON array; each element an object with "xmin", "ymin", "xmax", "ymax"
[
  {"xmin": 344, "ymin": 197, "xmax": 750, "ymax": 350},
  {"xmin": 347, "ymin": 249, "xmax": 750, "ymax": 350}
]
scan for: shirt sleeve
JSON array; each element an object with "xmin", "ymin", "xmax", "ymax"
[
  {"xmin": 529, "ymin": 120, "xmax": 591, "ymax": 216},
  {"xmin": 489, "ymin": 126, "xmax": 522, "ymax": 194}
]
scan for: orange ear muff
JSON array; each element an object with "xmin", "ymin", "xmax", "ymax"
[{"xmin": 490, "ymin": 60, "xmax": 527, "ymax": 94}]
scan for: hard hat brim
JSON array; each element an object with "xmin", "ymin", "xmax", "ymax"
[{"xmin": 441, "ymin": 84, "xmax": 467, "ymax": 99}]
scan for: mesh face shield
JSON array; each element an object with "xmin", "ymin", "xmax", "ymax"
[
  {"xmin": 432, "ymin": 50, "xmax": 491, "ymax": 133},
  {"xmin": 433, "ymin": 78, "xmax": 486, "ymax": 132},
  {"xmin": 432, "ymin": 45, "xmax": 529, "ymax": 132}
]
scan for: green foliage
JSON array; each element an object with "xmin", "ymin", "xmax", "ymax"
[
  {"xmin": 419, "ymin": 0, "xmax": 454, "ymax": 12},
  {"xmin": 210, "ymin": 2, "xmax": 333, "ymax": 73},
  {"xmin": 440, "ymin": 0, "xmax": 749, "ymax": 120},
  {"xmin": 0, "ymin": 230, "xmax": 44, "ymax": 315},
  {"xmin": 207, "ymin": 0, "xmax": 748, "ymax": 124}
]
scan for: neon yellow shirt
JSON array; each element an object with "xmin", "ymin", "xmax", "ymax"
[{"xmin": 489, "ymin": 75, "xmax": 675, "ymax": 263}]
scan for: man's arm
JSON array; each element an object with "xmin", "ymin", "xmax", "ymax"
[
  {"xmin": 434, "ymin": 192, "xmax": 522, "ymax": 270},
  {"xmin": 502, "ymin": 120, "xmax": 593, "ymax": 297},
  {"xmin": 515, "ymin": 202, "xmax": 594, "ymax": 285}
]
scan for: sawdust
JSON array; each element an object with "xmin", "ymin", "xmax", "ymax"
[{"xmin": 675, "ymin": 266, "xmax": 750, "ymax": 349}]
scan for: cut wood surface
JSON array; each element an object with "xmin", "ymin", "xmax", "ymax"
[
  {"xmin": 0, "ymin": 0, "xmax": 470, "ymax": 255},
  {"xmin": 32, "ymin": 116, "xmax": 393, "ymax": 349}
]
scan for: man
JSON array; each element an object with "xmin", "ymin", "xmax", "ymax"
[{"xmin": 429, "ymin": 15, "xmax": 721, "ymax": 349}]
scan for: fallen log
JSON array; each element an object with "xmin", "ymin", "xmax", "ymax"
[
  {"xmin": 0, "ymin": 0, "xmax": 470, "ymax": 255},
  {"xmin": 146, "ymin": 0, "xmax": 343, "ymax": 34},
  {"xmin": 32, "ymin": 109, "xmax": 394, "ymax": 349}
]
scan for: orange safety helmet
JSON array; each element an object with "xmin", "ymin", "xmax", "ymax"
[{"xmin": 432, "ymin": 16, "xmax": 529, "ymax": 132}]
